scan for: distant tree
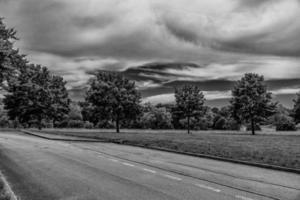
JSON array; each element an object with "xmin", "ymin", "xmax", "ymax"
[
  {"xmin": 292, "ymin": 91, "xmax": 300, "ymax": 124},
  {"xmin": 0, "ymin": 18, "xmax": 26, "ymax": 89},
  {"xmin": 85, "ymin": 71, "xmax": 141, "ymax": 133},
  {"xmin": 4, "ymin": 64, "xmax": 70, "ymax": 129},
  {"xmin": 174, "ymin": 85, "xmax": 205, "ymax": 134},
  {"xmin": 49, "ymin": 75, "xmax": 70, "ymax": 126},
  {"xmin": 68, "ymin": 102, "xmax": 83, "ymax": 121},
  {"xmin": 140, "ymin": 104, "xmax": 173, "ymax": 129},
  {"xmin": 230, "ymin": 73, "xmax": 276, "ymax": 135}
]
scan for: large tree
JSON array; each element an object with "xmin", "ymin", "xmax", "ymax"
[
  {"xmin": 85, "ymin": 71, "xmax": 141, "ymax": 133},
  {"xmin": 4, "ymin": 64, "xmax": 70, "ymax": 129},
  {"xmin": 230, "ymin": 73, "xmax": 276, "ymax": 135},
  {"xmin": 292, "ymin": 91, "xmax": 300, "ymax": 124},
  {"xmin": 174, "ymin": 85, "xmax": 205, "ymax": 134},
  {"xmin": 0, "ymin": 18, "xmax": 26, "ymax": 89}
]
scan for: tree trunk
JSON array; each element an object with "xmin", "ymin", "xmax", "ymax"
[
  {"xmin": 251, "ymin": 118, "xmax": 255, "ymax": 135},
  {"xmin": 38, "ymin": 116, "xmax": 42, "ymax": 130},
  {"xmin": 116, "ymin": 116, "xmax": 120, "ymax": 133},
  {"xmin": 187, "ymin": 116, "xmax": 190, "ymax": 134}
]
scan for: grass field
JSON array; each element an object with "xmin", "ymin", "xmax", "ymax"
[{"xmin": 41, "ymin": 129, "xmax": 300, "ymax": 169}]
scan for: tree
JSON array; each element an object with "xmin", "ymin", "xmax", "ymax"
[
  {"xmin": 292, "ymin": 91, "xmax": 300, "ymax": 124},
  {"xmin": 0, "ymin": 18, "xmax": 26, "ymax": 89},
  {"xmin": 85, "ymin": 71, "xmax": 141, "ymax": 133},
  {"xmin": 140, "ymin": 104, "xmax": 173, "ymax": 129},
  {"xmin": 4, "ymin": 64, "xmax": 70, "ymax": 129},
  {"xmin": 230, "ymin": 73, "xmax": 276, "ymax": 135},
  {"xmin": 174, "ymin": 85, "xmax": 205, "ymax": 134},
  {"xmin": 49, "ymin": 75, "xmax": 70, "ymax": 126}
]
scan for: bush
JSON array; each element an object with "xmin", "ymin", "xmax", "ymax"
[
  {"xmin": 275, "ymin": 116, "xmax": 296, "ymax": 131},
  {"xmin": 96, "ymin": 120, "xmax": 115, "ymax": 129},
  {"xmin": 0, "ymin": 116, "xmax": 9, "ymax": 128},
  {"xmin": 67, "ymin": 120, "xmax": 84, "ymax": 128},
  {"xmin": 55, "ymin": 120, "xmax": 69, "ymax": 128},
  {"xmin": 83, "ymin": 121, "xmax": 94, "ymax": 129},
  {"xmin": 246, "ymin": 124, "xmax": 261, "ymax": 131},
  {"xmin": 214, "ymin": 117, "xmax": 226, "ymax": 130},
  {"xmin": 141, "ymin": 107, "xmax": 173, "ymax": 129},
  {"xmin": 225, "ymin": 119, "xmax": 240, "ymax": 130}
]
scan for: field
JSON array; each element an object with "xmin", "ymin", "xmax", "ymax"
[{"xmin": 41, "ymin": 129, "xmax": 300, "ymax": 170}]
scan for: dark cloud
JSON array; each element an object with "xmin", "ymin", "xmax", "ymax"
[{"xmin": 0, "ymin": 0, "xmax": 299, "ymax": 107}]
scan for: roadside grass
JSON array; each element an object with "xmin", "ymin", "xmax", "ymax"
[
  {"xmin": 0, "ymin": 175, "xmax": 12, "ymax": 200},
  {"xmin": 41, "ymin": 129, "xmax": 300, "ymax": 169}
]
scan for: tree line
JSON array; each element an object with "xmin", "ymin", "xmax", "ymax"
[{"xmin": 1, "ymin": 18, "xmax": 300, "ymax": 134}]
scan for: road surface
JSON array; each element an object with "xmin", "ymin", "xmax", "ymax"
[{"xmin": 0, "ymin": 131, "xmax": 299, "ymax": 200}]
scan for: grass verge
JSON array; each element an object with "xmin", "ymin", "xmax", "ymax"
[
  {"xmin": 0, "ymin": 174, "xmax": 14, "ymax": 200},
  {"xmin": 41, "ymin": 129, "xmax": 300, "ymax": 169}
]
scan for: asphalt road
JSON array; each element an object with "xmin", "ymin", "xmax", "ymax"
[{"xmin": 0, "ymin": 131, "xmax": 299, "ymax": 200}]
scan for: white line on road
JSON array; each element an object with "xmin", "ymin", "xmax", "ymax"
[
  {"xmin": 122, "ymin": 162, "xmax": 135, "ymax": 167},
  {"xmin": 163, "ymin": 174, "xmax": 182, "ymax": 181},
  {"xmin": 235, "ymin": 195, "xmax": 256, "ymax": 200},
  {"xmin": 142, "ymin": 168, "xmax": 157, "ymax": 173},
  {"xmin": 195, "ymin": 183, "xmax": 221, "ymax": 193},
  {"xmin": 109, "ymin": 158, "xmax": 119, "ymax": 162}
]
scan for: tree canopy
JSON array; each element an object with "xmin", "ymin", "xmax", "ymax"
[
  {"xmin": 85, "ymin": 71, "xmax": 141, "ymax": 133},
  {"xmin": 230, "ymin": 73, "xmax": 276, "ymax": 135},
  {"xmin": 293, "ymin": 91, "xmax": 300, "ymax": 124},
  {"xmin": 174, "ymin": 85, "xmax": 205, "ymax": 134},
  {"xmin": 0, "ymin": 18, "xmax": 26, "ymax": 89},
  {"xmin": 4, "ymin": 64, "xmax": 70, "ymax": 129}
]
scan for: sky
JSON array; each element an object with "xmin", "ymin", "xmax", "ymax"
[{"xmin": 0, "ymin": 0, "xmax": 299, "ymax": 107}]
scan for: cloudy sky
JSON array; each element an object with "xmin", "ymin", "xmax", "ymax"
[{"xmin": 1, "ymin": 0, "xmax": 300, "ymax": 107}]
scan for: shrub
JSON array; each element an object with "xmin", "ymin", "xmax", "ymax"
[
  {"xmin": 214, "ymin": 117, "xmax": 226, "ymax": 130},
  {"xmin": 83, "ymin": 121, "xmax": 94, "ymax": 129},
  {"xmin": 96, "ymin": 120, "xmax": 115, "ymax": 129},
  {"xmin": 225, "ymin": 119, "xmax": 240, "ymax": 130},
  {"xmin": 55, "ymin": 120, "xmax": 69, "ymax": 128},
  {"xmin": 141, "ymin": 107, "xmax": 173, "ymax": 129},
  {"xmin": 246, "ymin": 124, "xmax": 261, "ymax": 131},
  {"xmin": 275, "ymin": 116, "xmax": 296, "ymax": 131},
  {"xmin": 67, "ymin": 120, "xmax": 84, "ymax": 128}
]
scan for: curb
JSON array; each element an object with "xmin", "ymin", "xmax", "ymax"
[
  {"xmin": 0, "ymin": 172, "xmax": 18, "ymax": 200},
  {"xmin": 20, "ymin": 130, "xmax": 105, "ymax": 143},
  {"xmin": 21, "ymin": 130, "xmax": 300, "ymax": 174}
]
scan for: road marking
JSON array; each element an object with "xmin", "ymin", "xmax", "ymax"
[
  {"xmin": 109, "ymin": 158, "xmax": 119, "ymax": 162},
  {"xmin": 163, "ymin": 174, "xmax": 182, "ymax": 181},
  {"xmin": 235, "ymin": 195, "xmax": 255, "ymax": 200},
  {"xmin": 142, "ymin": 168, "xmax": 157, "ymax": 173},
  {"xmin": 122, "ymin": 162, "xmax": 135, "ymax": 167},
  {"xmin": 195, "ymin": 184, "xmax": 221, "ymax": 193}
]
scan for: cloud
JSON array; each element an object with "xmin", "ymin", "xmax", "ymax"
[{"xmin": 1, "ymin": 0, "xmax": 300, "ymax": 108}]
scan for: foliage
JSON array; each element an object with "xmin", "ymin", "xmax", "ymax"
[
  {"xmin": 4, "ymin": 64, "xmax": 70, "ymax": 129},
  {"xmin": 83, "ymin": 121, "xmax": 94, "ymax": 129},
  {"xmin": 292, "ymin": 91, "xmax": 300, "ymax": 124},
  {"xmin": 0, "ymin": 18, "xmax": 26, "ymax": 89},
  {"xmin": 140, "ymin": 104, "xmax": 173, "ymax": 129},
  {"xmin": 68, "ymin": 102, "xmax": 82, "ymax": 121},
  {"xmin": 85, "ymin": 71, "xmax": 141, "ymax": 132},
  {"xmin": 275, "ymin": 115, "xmax": 296, "ymax": 131},
  {"xmin": 230, "ymin": 73, "xmax": 276, "ymax": 135},
  {"xmin": 174, "ymin": 85, "xmax": 206, "ymax": 133},
  {"xmin": 67, "ymin": 120, "xmax": 84, "ymax": 128}
]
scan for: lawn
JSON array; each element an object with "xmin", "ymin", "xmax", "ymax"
[{"xmin": 41, "ymin": 129, "xmax": 300, "ymax": 169}]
